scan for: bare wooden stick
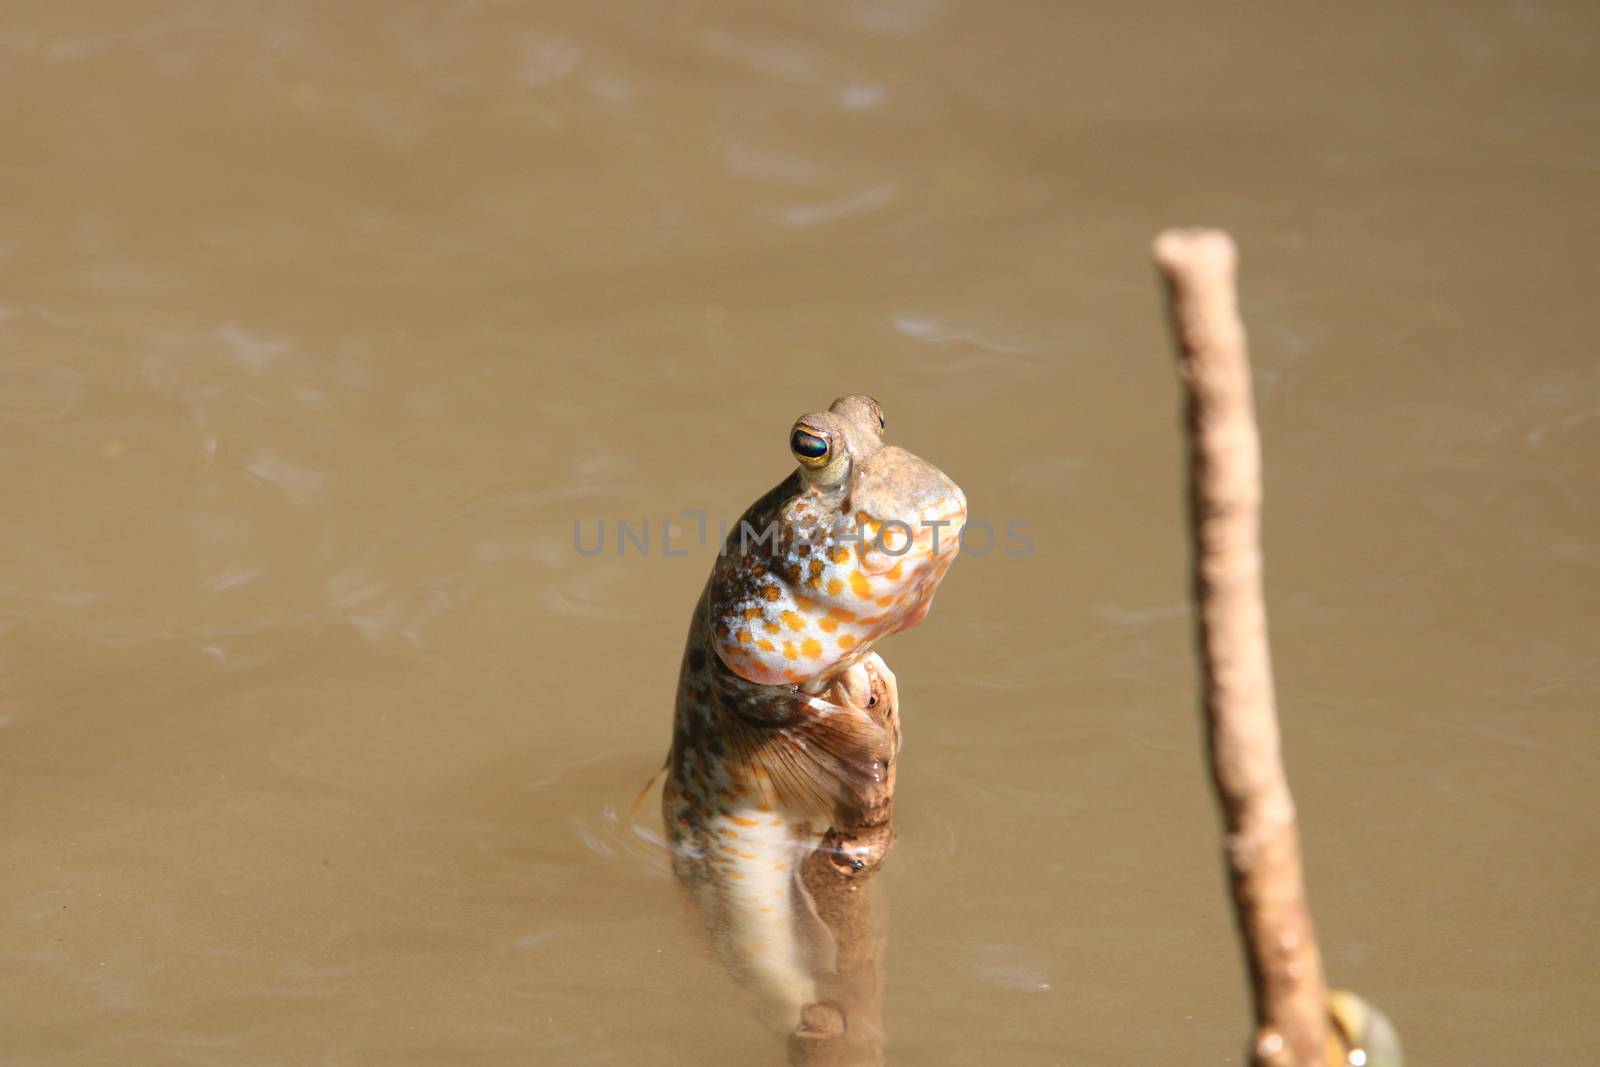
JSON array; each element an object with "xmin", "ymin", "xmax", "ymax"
[{"xmin": 1154, "ymin": 228, "xmax": 1329, "ymax": 1067}]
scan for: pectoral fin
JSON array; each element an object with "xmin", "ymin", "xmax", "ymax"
[{"xmin": 730, "ymin": 658, "xmax": 899, "ymax": 823}]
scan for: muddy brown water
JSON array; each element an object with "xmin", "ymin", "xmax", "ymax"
[{"xmin": 2, "ymin": 3, "xmax": 1597, "ymax": 1064}]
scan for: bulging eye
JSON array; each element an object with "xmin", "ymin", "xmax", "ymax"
[{"xmin": 791, "ymin": 428, "xmax": 830, "ymax": 465}]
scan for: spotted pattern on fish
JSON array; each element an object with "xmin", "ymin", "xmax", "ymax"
[
  {"xmin": 707, "ymin": 470, "xmax": 963, "ymax": 688},
  {"xmin": 663, "ymin": 394, "xmax": 965, "ymax": 1032}
]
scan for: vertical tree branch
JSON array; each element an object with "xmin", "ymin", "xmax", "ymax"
[
  {"xmin": 1154, "ymin": 229, "xmax": 1329, "ymax": 1067},
  {"xmin": 787, "ymin": 661, "xmax": 898, "ymax": 1067}
]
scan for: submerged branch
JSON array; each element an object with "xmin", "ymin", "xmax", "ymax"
[{"xmin": 787, "ymin": 661, "xmax": 898, "ymax": 1067}]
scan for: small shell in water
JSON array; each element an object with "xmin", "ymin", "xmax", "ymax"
[{"xmin": 1326, "ymin": 989, "xmax": 1404, "ymax": 1067}]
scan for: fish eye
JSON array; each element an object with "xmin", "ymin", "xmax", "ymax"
[
  {"xmin": 877, "ymin": 413, "xmax": 886, "ymax": 431},
  {"xmin": 790, "ymin": 428, "xmax": 831, "ymax": 466}
]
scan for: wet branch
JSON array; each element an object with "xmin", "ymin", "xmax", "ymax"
[
  {"xmin": 787, "ymin": 663, "xmax": 898, "ymax": 1067},
  {"xmin": 1154, "ymin": 228, "xmax": 1329, "ymax": 1067}
]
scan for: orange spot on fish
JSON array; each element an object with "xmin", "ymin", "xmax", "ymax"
[
  {"xmin": 819, "ymin": 618, "xmax": 839, "ymax": 633},
  {"xmin": 727, "ymin": 816, "xmax": 759, "ymax": 827},
  {"xmin": 801, "ymin": 638, "xmax": 823, "ymax": 658},
  {"xmin": 793, "ymin": 594, "xmax": 818, "ymax": 613},
  {"xmin": 756, "ymin": 638, "xmax": 775, "ymax": 652},
  {"xmin": 761, "ymin": 586, "xmax": 781, "ymax": 601},
  {"xmin": 875, "ymin": 596, "xmax": 894, "ymax": 607},
  {"xmin": 885, "ymin": 562, "xmax": 903, "ymax": 581},
  {"xmin": 737, "ymin": 629, "xmax": 752, "ymax": 644},
  {"xmin": 838, "ymin": 634, "xmax": 857, "ymax": 650},
  {"xmin": 783, "ymin": 641, "xmax": 798, "ymax": 661},
  {"xmin": 849, "ymin": 572, "xmax": 873, "ymax": 599},
  {"xmin": 781, "ymin": 611, "xmax": 806, "ymax": 632},
  {"xmin": 829, "ymin": 546, "xmax": 851, "ymax": 564},
  {"xmin": 827, "ymin": 578, "xmax": 844, "ymax": 596},
  {"xmin": 743, "ymin": 607, "xmax": 762, "ymax": 620},
  {"xmin": 828, "ymin": 606, "xmax": 856, "ymax": 622}
]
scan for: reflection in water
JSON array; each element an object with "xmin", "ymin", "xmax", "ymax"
[{"xmin": 1, "ymin": 2, "xmax": 1596, "ymax": 1064}]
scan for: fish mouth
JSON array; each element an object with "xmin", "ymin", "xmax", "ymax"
[
  {"xmin": 856, "ymin": 491, "xmax": 966, "ymax": 575},
  {"xmin": 882, "ymin": 495, "xmax": 965, "ymax": 633},
  {"xmin": 920, "ymin": 495, "xmax": 968, "ymax": 556}
]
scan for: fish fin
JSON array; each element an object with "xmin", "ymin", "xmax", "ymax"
[
  {"xmin": 791, "ymin": 860, "xmax": 838, "ymax": 976},
  {"xmin": 736, "ymin": 663, "xmax": 896, "ymax": 822},
  {"xmin": 628, "ymin": 758, "xmax": 667, "ymax": 822}
]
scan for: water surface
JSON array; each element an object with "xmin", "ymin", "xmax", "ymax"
[{"xmin": 2, "ymin": 2, "xmax": 1597, "ymax": 1063}]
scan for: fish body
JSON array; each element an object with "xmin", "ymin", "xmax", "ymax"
[{"xmin": 663, "ymin": 394, "xmax": 965, "ymax": 1031}]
